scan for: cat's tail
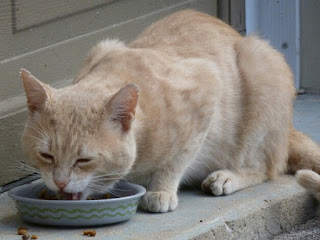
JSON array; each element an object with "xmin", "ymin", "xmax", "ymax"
[
  {"xmin": 288, "ymin": 128, "xmax": 320, "ymax": 197},
  {"xmin": 296, "ymin": 170, "xmax": 320, "ymax": 200},
  {"xmin": 288, "ymin": 128, "xmax": 320, "ymax": 173}
]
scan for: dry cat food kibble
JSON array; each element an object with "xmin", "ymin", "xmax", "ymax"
[
  {"xmin": 102, "ymin": 193, "xmax": 111, "ymax": 199},
  {"xmin": 86, "ymin": 193, "xmax": 111, "ymax": 200},
  {"xmin": 17, "ymin": 226, "xmax": 28, "ymax": 235},
  {"xmin": 17, "ymin": 226, "xmax": 38, "ymax": 239},
  {"xmin": 83, "ymin": 230, "xmax": 96, "ymax": 237},
  {"xmin": 22, "ymin": 233, "xmax": 30, "ymax": 240},
  {"xmin": 39, "ymin": 189, "xmax": 59, "ymax": 200},
  {"xmin": 39, "ymin": 189, "xmax": 112, "ymax": 200}
]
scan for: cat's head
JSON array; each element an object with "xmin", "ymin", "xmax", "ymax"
[{"xmin": 20, "ymin": 69, "xmax": 139, "ymax": 200}]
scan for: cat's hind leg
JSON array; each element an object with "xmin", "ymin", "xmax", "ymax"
[
  {"xmin": 201, "ymin": 168, "xmax": 268, "ymax": 196},
  {"xmin": 200, "ymin": 35, "xmax": 295, "ymax": 197}
]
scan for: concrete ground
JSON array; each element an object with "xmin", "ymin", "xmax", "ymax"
[
  {"xmin": 274, "ymin": 218, "xmax": 320, "ymax": 240},
  {"xmin": 0, "ymin": 94, "xmax": 319, "ymax": 240}
]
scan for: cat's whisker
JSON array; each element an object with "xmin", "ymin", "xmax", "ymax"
[
  {"xmin": 105, "ymin": 189, "xmax": 121, "ymax": 198},
  {"xmin": 5, "ymin": 170, "xmax": 40, "ymax": 176},
  {"xmin": 20, "ymin": 162, "xmax": 39, "ymax": 170},
  {"xmin": 25, "ymin": 135, "xmax": 49, "ymax": 146},
  {"xmin": 91, "ymin": 173, "xmax": 132, "ymax": 184},
  {"xmin": 5, "ymin": 164, "xmax": 40, "ymax": 174},
  {"xmin": 22, "ymin": 166, "xmax": 40, "ymax": 172},
  {"xmin": 82, "ymin": 188, "xmax": 95, "ymax": 200},
  {"xmin": 86, "ymin": 186, "xmax": 107, "ymax": 194},
  {"xmin": 90, "ymin": 177, "xmax": 122, "ymax": 182},
  {"xmin": 32, "ymin": 146, "xmax": 46, "ymax": 150},
  {"xmin": 89, "ymin": 180, "xmax": 133, "ymax": 192},
  {"xmin": 111, "ymin": 187, "xmax": 132, "ymax": 192},
  {"xmin": 3, "ymin": 172, "xmax": 36, "ymax": 179},
  {"xmin": 25, "ymin": 124, "xmax": 48, "ymax": 140},
  {"xmin": 6, "ymin": 161, "xmax": 41, "ymax": 177},
  {"xmin": 86, "ymin": 185, "xmax": 105, "ymax": 191},
  {"xmin": 87, "ymin": 182, "xmax": 116, "ymax": 190},
  {"xmin": 33, "ymin": 115, "xmax": 48, "ymax": 136},
  {"xmin": 86, "ymin": 185, "xmax": 122, "ymax": 198},
  {"xmin": 25, "ymin": 181, "xmax": 46, "ymax": 198},
  {"xmin": 87, "ymin": 182, "xmax": 110, "ymax": 189},
  {"xmin": 87, "ymin": 182, "xmax": 129, "ymax": 196},
  {"xmin": 19, "ymin": 168, "xmax": 40, "ymax": 174},
  {"xmin": 115, "ymin": 174, "xmax": 129, "ymax": 184},
  {"xmin": 91, "ymin": 172, "xmax": 129, "ymax": 178},
  {"xmin": 91, "ymin": 176, "xmax": 120, "ymax": 181},
  {"xmin": 17, "ymin": 162, "xmax": 41, "ymax": 174},
  {"xmin": 20, "ymin": 162, "xmax": 38, "ymax": 169}
]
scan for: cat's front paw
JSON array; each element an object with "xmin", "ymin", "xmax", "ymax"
[
  {"xmin": 139, "ymin": 191, "xmax": 178, "ymax": 213},
  {"xmin": 201, "ymin": 170, "xmax": 240, "ymax": 196}
]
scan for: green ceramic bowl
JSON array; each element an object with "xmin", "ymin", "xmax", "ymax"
[{"xmin": 8, "ymin": 181, "xmax": 146, "ymax": 226}]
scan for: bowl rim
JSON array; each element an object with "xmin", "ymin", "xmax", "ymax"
[{"xmin": 8, "ymin": 181, "xmax": 146, "ymax": 205}]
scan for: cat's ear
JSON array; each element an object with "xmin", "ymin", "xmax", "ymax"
[
  {"xmin": 107, "ymin": 84, "xmax": 139, "ymax": 132},
  {"xmin": 20, "ymin": 69, "xmax": 51, "ymax": 114}
]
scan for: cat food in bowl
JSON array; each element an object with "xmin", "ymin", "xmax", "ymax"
[{"xmin": 9, "ymin": 181, "xmax": 146, "ymax": 226}]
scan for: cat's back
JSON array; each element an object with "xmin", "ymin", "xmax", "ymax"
[
  {"xmin": 74, "ymin": 10, "xmax": 242, "ymax": 130},
  {"xmin": 129, "ymin": 10, "xmax": 241, "ymax": 57}
]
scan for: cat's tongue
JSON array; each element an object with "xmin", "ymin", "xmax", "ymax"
[{"xmin": 71, "ymin": 193, "xmax": 81, "ymax": 200}]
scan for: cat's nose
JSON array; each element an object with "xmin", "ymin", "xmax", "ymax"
[{"xmin": 54, "ymin": 180, "xmax": 69, "ymax": 190}]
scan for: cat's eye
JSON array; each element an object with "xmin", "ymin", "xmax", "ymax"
[
  {"xmin": 76, "ymin": 158, "xmax": 92, "ymax": 165},
  {"xmin": 39, "ymin": 152, "xmax": 54, "ymax": 164}
]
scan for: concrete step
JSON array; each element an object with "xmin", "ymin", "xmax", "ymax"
[{"xmin": 0, "ymin": 176, "xmax": 317, "ymax": 240}]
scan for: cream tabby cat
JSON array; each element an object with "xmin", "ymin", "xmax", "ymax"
[{"xmin": 20, "ymin": 10, "xmax": 320, "ymax": 213}]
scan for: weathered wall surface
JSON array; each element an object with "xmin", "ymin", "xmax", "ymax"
[
  {"xmin": 300, "ymin": 0, "xmax": 320, "ymax": 93},
  {"xmin": 0, "ymin": 0, "xmax": 220, "ymax": 186}
]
